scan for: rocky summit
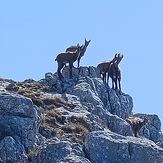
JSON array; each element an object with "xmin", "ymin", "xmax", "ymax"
[{"xmin": 0, "ymin": 66, "xmax": 163, "ymax": 163}]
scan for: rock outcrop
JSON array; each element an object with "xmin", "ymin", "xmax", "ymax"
[
  {"xmin": 85, "ymin": 131, "xmax": 163, "ymax": 163},
  {"xmin": 0, "ymin": 66, "xmax": 162, "ymax": 163}
]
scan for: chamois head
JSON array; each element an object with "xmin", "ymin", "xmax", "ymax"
[
  {"xmin": 97, "ymin": 53, "xmax": 122, "ymax": 86},
  {"xmin": 85, "ymin": 38, "xmax": 91, "ymax": 47},
  {"xmin": 113, "ymin": 53, "xmax": 119, "ymax": 62},
  {"xmin": 64, "ymin": 39, "xmax": 91, "ymax": 68},
  {"xmin": 115, "ymin": 53, "xmax": 123, "ymax": 64}
]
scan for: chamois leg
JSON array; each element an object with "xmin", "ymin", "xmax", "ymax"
[
  {"xmin": 112, "ymin": 76, "xmax": 116, "ymax": 89},
  {"xmin": 104, "ymin": 73, "xmax": 107, "ymax": 83},
  {"xmin": 115, "ymin": 79, "xmax": 118, "ymax": 89},
  {"xmin": 114, "ymin": 74, "xmax": 118, "ymax": 89},
  {"xmin": 102, "ymin": 73, "xmax": 105, "ymax": 83},
  {"xmin": 112, "ymin": 79, "xmax": 114, "ymax": 89},
  {"xmin": 69, "ymin": 62, "xmax": 73, "ymax": 78},
  {"xmin": 117, "ymin": 70, "xmax": 121, "ymax": 90},
  {"xmin": 77, "ymin": 58, "xmax": 81, "ymax": 68},
  {"xmin": 106, "ymin": 72, "xmax": 109, "ymax": 85},
  {"xmin": 57, "ymin": 62, "xmax": 64, "ymax": 79},
  {"xmin": 134, "ymin": 131, "xmax": 138, "ymax": 137},
  {"xmin": 118, "ymin": 79, "xmax": 121, "ymax": 91}
]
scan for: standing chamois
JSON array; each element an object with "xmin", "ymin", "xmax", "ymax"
[
  {"xmin": 109, "ymin": 53, "xmax": 123, "ymax": 91},
  {"xmin": 125, "ymin": 117, "xmax": 148, "ymax": 137},
  {"xmin": 97, "ymin": 54, "xmax": 119, "ymax": 85},
  {"xmin": 66, "ymin": 38, "xmax": 91, "ymax": 68},
  {"xmin": 55, "ymin": 45, "xmax": 82, "ymax": 79}
]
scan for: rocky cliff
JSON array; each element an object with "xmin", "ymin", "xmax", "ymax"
[{"xmin": 0, "ymin": 66, "xmax": 163, "ymax": 163}]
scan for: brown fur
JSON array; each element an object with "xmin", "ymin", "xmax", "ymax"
[
  {"xmin": 55, "ymin": 46, "xmax": 81, "ymax": 79},
  {"xmin": 66, "ymin": 38, "xmax": 91, "ymax": 68},
  {"xmin": 97, "ymin": 61, "xmax": 111, "ymax": 83},
  {"xmin": 66, "ymin": 43, "xmax": 80, "ymax": 53},
  {"xmin": 125, "ymin": 117, "xmax": 148, "ymax": 137},
  {"xmin": 97, "ymin": 54, "xmax": 122, "ymax": 85},
  {"xmin": 109, "ymin": 53, "xmax": 123, "ymax": 91}
]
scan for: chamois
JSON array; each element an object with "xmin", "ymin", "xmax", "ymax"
[
  {"xmin": 109, "ymin": 53, "xmax": 123, "ymax": 91},
  {"xmin": 65, "ymin": 43, "xmax": 81, "ymax": 67},
  {"xmin": 55, "ymin": 45, "xmax": 81, "ymax": 79},
  {"xmin": 66, "ymin": 38, "xmax": 91, "ymax": 68},
  {"xmin": 125, "ymin": 117, "xmax": 148, "ymax": 137},
  {"xmin": 97, "ymin": 54, "xmax": 119, "ymax": 84},
  {"xmin": 66, "ymin": 43, "xmax": 80, "ymax": 53}
]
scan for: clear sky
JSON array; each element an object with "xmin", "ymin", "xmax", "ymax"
[{"xmin": 0, "ymin": 1, "xmax": 163, "ymax": 130}]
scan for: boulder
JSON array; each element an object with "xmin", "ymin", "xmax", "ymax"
[
  {"xmin": 105, "ymin": 113, "xmax": 133, "ymax": 136},
  {"xmin": 0, "ymin": 92, "xmax": 41, "ymax": 162},
  {"xmin": 85, "ymin": 131, "xmax": 163, "ymax": 163},
  {"xmin": 0, "ymin": 136, "xmax": 28, "ymax": 163},
  {"xmin": 31, "ymin": 139, "xmax": 91, "ymax": 163},
  {"xmin": 109, "ymin": 89, "xmax": 133, "ymax": 119}
]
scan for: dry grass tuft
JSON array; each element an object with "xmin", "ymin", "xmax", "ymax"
[
  {"xmin": 39, "ymin": 107, "xmax": 66, "ymax": 138},
  {"xmin": 61, "ymin": 116, "xmax": 91, "ymax": 144},
  {"xmin": 41, "ymin": 96, "xmax": 71, "ymax": 109},
  {"xmin": 44, "ymin": 107, "xmax": 66, "ymax": 126},
  {"xmin": 39, "ymin": 106, "xmax": 91, "ymax": 144}
]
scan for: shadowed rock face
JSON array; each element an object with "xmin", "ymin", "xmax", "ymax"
[{"xmin": 0, "ymin": 66, "xmax": 162, "ymax": 163}]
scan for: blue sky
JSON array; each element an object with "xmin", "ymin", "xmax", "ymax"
[{"xmin": 0, "ymin": 1, "xmax": 163, "ymax": 130}]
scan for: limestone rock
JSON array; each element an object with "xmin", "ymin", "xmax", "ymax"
[
  {"xmin": 0, "ymin": 92, "xmax": 41, "ymax": 162},
  {"xmin": 109, "ymin": 89, "xmax": 133, "ymax": 119},
  {"xmin": 85, "ymin": 131, "xmax": 163, "ymax": 163},
  {"xmin": 0, "ymin": 136, "xmax": 28, "ymax": 163},
  {"xmin": 31, "ymin": 140, "xmax": 91, "ymax": 163},
  {"xmin": 105, "ymin": 113, "xmax": 133, "ymax": 136},
  {"xmin": 132, "ymin": 113, "xmax": 163, "ymax": 144},
  {"xmin": 0, "ymin": 66, "xmax": 162, "ymax": 163}
]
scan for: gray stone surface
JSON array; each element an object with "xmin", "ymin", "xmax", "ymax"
[
  {"xmin": 0, "ymin": 92, "xmax": 41, "ymax": 162},
  {"xmin": 109, "ymin": 89, "xmax": 133, "ymax": 119},
  {"xmin": 0, "ymin": 136, "xmax": 28, "ymax": 163},
  {"xmin": 85, "ymin": 131, "xmax": 163, "ymax": 163},
  {"xmin": 31, "ymin": 140, "xmax": 91, "ymax": 163},
  {"xmin": 132, "ymin": 113, "xmax": 163, "ymax": 144}
]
